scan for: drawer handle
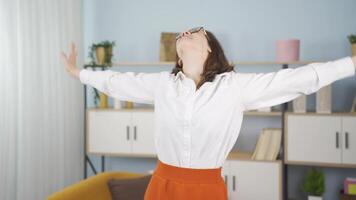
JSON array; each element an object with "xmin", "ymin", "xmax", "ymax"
[
  {"xmin": 336, "ymin": 132, "xmax": 339, "ymax": 148},
  {"xmin": 232, "ymin": 175, "xmax": 236, "ymax": 191},
  {"xmin": 126, "ymin": 126, "xmax": 130, "ymax": 140},
  {"xmin": 345, "ymin": 132, "xmax": 349, "ymax": 149},
  {"xmin": 134, "ymin": 126, "xmax": 137, "ymax": 140}
]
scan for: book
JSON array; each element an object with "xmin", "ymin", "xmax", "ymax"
[{"xmin": 252, "ymin": 128, "xmax": 282, "ymax": 161}]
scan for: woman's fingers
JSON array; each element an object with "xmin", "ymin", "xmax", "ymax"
[
  {"xmin": 71, "ymin": 42, "xmax": 76, "ymax": 54},
  {"xmin": 60, "ymin": 52, "xmax": 68, "ymax": 64}
]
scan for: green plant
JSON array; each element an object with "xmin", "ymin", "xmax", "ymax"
[
  {"xmin": 88, "ymin": 40, "xmax": 116, "ymax": 65},
  {"xmin": 348, "ymin": 34, "xmax": 356, "ymax": 44},
  {"xmin": 300, "ymin": 167, "xmax": 325, "ymax": 196}
]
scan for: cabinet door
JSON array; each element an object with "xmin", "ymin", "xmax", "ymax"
[
  {"xmin": 342, "ymin": 116, "xmax": 356, "ymax": 164},
  {"xmin": 229, "ymin": 160, "xmax": 281, "ymax": 200},
  {"xmin": 287, "ymin": 115, "xmax": 342, "ymax": 164},
  {"xmin": 131, "ymin": 111, "xmax": 156, "ymax": 155},
  {"xmin": 87, "ymin": 110, "xmax": 132, "ymax": 154},
  {"xmin": 221, "ymin": 161, "xmax": 231, "ymax": 200}
]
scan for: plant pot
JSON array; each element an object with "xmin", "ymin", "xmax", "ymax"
[
  {"xmin": 125, "ymin": 101, "xmax": 134, "ymax": 109},
  {"xmin": 308, "ymin": 195, "xmax": 323, "ymax": 200},
  {"xmin": 99, "ymin": 92, "xmax": 108, "ymax": 108},
  {"xmin": 104, "ymin": 46, "xmax": 113, "ymax": 64},
  {"xmin": 352, "ymin": 44, "xmax": 356, "ymax": 56},
  {"xmin": 95, "ymin": 47, "xmax": 105, "ymax": 65}
]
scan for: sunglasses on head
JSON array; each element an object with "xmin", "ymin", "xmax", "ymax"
[{"xmin": 175, "ymin": 26, "xmax": 209, "ymax": 41}]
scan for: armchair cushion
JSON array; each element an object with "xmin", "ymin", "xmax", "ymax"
[{"xmin": 107, "ymin": 174, "xmax": 152, "ymax": 200}]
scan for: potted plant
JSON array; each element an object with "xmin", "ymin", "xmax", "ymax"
[
  {"xmin": 301, "ymin": 167, "xmax": 325, "ymax": 200},
  {"xmin": 88, "ymin": 40, "xmax": 116, "ymax": 66},
  {"xmin": 348, "ymin": 34, "xmax": 356, "ymax": 56},
  {"xmin": 88, "ymin": 40, "xmax": 116, "ymax": 108}
]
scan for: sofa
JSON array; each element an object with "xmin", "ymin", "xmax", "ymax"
[{"xmin": 47, "ymin": 171, "xmax": 147, "ymax": 200}]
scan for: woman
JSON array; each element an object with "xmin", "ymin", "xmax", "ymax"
[{"xmin": 61, "ymin": 27, "xmax": 356, "ymax": 200}]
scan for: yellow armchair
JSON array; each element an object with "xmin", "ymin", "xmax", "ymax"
[{"xmin": 47, "ymin": 171, "xmax": 147, "ymax": 200}]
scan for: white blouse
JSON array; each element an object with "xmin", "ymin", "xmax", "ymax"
[{"xmin": 79, "ymin": 57, "xmax": 355, "ymax": 169}]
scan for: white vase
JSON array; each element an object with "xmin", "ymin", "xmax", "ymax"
[
  {"xmin": 316, "ymin": 84, "xmax": 332, "ymax": 113},
  {"xmin": 293, "ymin": 94, "xmax": 307, "ymax": 113},
  {"xmin": 308, "ymin": 195, "xmax": 323, "ymax": 200},
  {"xmin": 257, "ymin": 106, "xmax": 272, "ymax": 112},
  {"xmin": 113, "ymin": 99, "xmax": 122, "ymax": 109}
]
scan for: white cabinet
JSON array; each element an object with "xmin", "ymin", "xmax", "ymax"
[
  {"xmin": 87, "ymin": 109, "xmax": 156, "ymax": 156},
  {"xmin": 286, "ymin": 113, "xmax": 356, "ymax": 166},
  {"xmin": 221, "ymin": 153, "xmax": 282, "ymax": 200}
]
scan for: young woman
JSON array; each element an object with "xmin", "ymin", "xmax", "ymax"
[{"xmin": 61, "ymin": 27, "xmax": 356, "ymax": 200}]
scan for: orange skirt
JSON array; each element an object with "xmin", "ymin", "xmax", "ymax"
[{"xmin": 144, "ymin": 159, "xmax": 228, "ymax": 200}]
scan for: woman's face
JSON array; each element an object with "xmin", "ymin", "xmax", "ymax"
[{"xmin": 176, "ymin": 28, "xmax": 211, "ymax": 61}]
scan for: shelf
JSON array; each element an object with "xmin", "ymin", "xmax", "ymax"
[
  {"xmin": 84, "ymin": 60, "xmax": 318, "ymax": 68},
  {"xmin": 284, "ymin": 160, "xmax": 356, "ymax": 169},
  {"xmin": 227, "ymin": 151, "xmax": 282, "ymax": 163},
  {"xmin": 86, "ymin": 107, "xmax": 285, "ymax": 117},
  {"xmin": 88, "ymin": 152, "xmax": 157, "ymax": 158},
  {"xmin": 285, "ymin": 111, "xmax": 356, "ymax": 116},
  {"xmin": 244, "ymin": 111, "xmax": 282, "ymax": 117}
]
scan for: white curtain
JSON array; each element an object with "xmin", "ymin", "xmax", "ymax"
[{"xmin": 0, "ymin": 0, "xmax": 84, "ymax": 199}]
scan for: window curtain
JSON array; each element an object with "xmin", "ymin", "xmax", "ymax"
[{"xmin": 0, "ymin": 0, "xmax": 84, "ymax": 199}]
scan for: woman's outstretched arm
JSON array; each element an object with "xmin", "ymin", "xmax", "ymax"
[
  {"xmin": 233, "ymin": 56, "xmax": 356, "ymax": 111},
  {"xmin": 60, "ymin": 42, "xmax": 161, "ymax": 104}
]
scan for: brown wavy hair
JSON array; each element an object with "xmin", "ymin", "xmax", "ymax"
[{"xmin": 171, "ymin": 30, "xmax": 235, "ymax": 89}]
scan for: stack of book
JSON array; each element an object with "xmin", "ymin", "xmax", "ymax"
[{"xmin": 251, "ymin": 128, "xmax": 281, "ymax": 161}]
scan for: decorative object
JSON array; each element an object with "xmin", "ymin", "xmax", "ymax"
[
  {"xmin": 160, "ymin": 32, "xmax": 179, "ymax": 61},
  {"xmin": 316, "ymin": 84, "xmax": 332, "ymax": 113},
  {"xmin": 293, "ymin": 94, "xmax": 307, "ymax": 113},
  {"xmin": 348, "ymin": 34, "xmax": 356, "ymax": 56},
  {"xmin": 114, "ymin": 99, "xmax": 122, "ymax": 109},
  {"xmin": 276, "ymin": 39, "xmax": 300, "ymax": 62},
  {"xmin": 344, "ymin": 177, "xmax": 356, "ymax": 195},
  {"xmin": 350, "ymin": 95, "xmax": 356, "ymax": 113},
  {"xmin": 89, "ymin": 40, "xmax": 116, "ymax": 65},
  {"xmin": 301, "ymin": 167, "xmax": 325, "ymax": 200},
  {"xmin": 125, "ymin": 101, "xmax": 134, "ymax": 109},
  {"xmin": 99, "ymin": 92, "xmax": 108, "ymax": 108}
]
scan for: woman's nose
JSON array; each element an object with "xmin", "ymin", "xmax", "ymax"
[{"xmin": 182, "ymin": 31, "xmax": 190, "ymax": 37}]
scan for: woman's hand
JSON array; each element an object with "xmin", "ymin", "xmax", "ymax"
[
  {"xmin": 352, "ymin": 56, "xmax": 356, "ymax": 70},
  {"xmin": 61, "ymin": 42, "xmax": 80, "ymax": 79}
]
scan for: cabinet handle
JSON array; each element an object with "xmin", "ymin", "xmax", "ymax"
[
  {"xmin": 336, "ymin": 131, "xmax": 339, "ymax": 148},
  {"xmin": 232, "ymin": 175, "xmax": 236, "ymax": 191},
  {"xmin": 345, "ymin": 132, "xmax": 349, "ymax": 149},
  {"xmin": 224, "ymin": 175, "xmax": 228, "ymax": 187},
  {"xmin": 134, "ymin": 126, "xmax": 137, "ymax": 140},
  {"xmin": 126, "ymin": 126, "xmax": 130, "ymax": 140}
]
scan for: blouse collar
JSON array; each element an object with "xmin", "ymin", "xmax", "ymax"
[{"xmin": 173, "ymin": 70, "xmax": 231, "ymax": 82}]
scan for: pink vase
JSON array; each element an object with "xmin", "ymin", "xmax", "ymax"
[{"xmin": 276, "ymin": 39, "xmax": 300, "ymax": 62}]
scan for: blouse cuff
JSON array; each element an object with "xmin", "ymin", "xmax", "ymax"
[
  {"xmin": 311, "ymin": 56, "xmax": 355, "ymax": 87},
  {"xmin": 79, "ymin": 69, "xmax": 91, "ymax": 84}
]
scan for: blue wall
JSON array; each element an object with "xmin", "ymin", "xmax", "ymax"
[{"xmin": 83, "ymin": 0, "xmax": 356, "ymax": 199}]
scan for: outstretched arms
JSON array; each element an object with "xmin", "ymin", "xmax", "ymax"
[{"xmin": 233, "ymin": 57, "xmax": 356, "ymax": 111}]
